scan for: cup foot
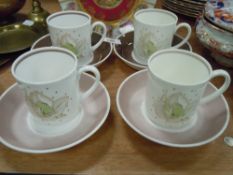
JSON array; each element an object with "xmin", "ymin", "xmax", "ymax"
[
  {"xmin": 27, "ymin": 109, "xmax": 83, "ymax": 137},
  {"xmin": 141, "ymin": 101, "xmax": 197, "ymax": 133}
]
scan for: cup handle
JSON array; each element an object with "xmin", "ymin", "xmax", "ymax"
[
  {"xmin": 91, "ymin": 21, "xmax": 107, "ymax": 51},
  {"xmin": 172, "ymin": 23, "xmax": 192, "ymax": 49},
  {"xmin": 201, "ymin": 70, "xmax": 231, "ymax": 104},
  {"xmin": 78, "ymin": 65, "xmax": 100, "ymax": 100}
]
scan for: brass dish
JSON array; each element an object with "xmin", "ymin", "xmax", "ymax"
[{"xmin": 0, "ymin": 24, "xmax": 40, "ymax": 54}]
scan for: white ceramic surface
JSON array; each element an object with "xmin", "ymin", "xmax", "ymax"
[
  {"xmin": 31, "ymin": 34, "xmax": 113, "ymax": 67},
  {"xmin": 196, "ymin": 16, "xmax": 233, "ymax": 68},
  {"xmin": 116, "ymin": 70, "xmax": 230, "ymax": 147},
  {"xmin": 113, "ymin": 31, "xmax": 192, "ymax": 70},
  {"xmin": 144, "ymin": 49, "xmax": 230, "ymax": 132},
  {"xmin": 47, "ymin": 10, "xmax": 107, "ymax": 66},
  {"xmin": 132, "ymin": 8, "xmax": 191, "ymax": 65},
  {"xmin": 11, "ymin": 47, "xmax": 100, "ymax": 136},
  {"xmin": 0, "ymin": 73, "xmax": 110, "ymax": 154}
]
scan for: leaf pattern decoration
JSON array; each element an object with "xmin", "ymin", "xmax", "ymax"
[
  {"xmin": 160, "ymin": 92, "xmax": 192, "ymax": 119},
  {"xmin": 58, "ymin": 33, "xmax": 86, "ymax": 58},
  {"xmin": 26, "ymin": 91, "xmax": 69, "ymax": 119},
  {"xmin": 138, "ymin": 30, "xmax": 157, "ymax": 58}
]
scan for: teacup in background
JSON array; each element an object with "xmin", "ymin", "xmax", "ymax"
[
  {"xmin": 47, "ymin": 10, "xmax": 107, "ymax": 66},
  {"xmin": 144, "ymin": 49, "xmax": 230, "ymax": 132},
  {"xmin": 11, "ymin": 47, "xmax": 100, "ymax": 136},
  {"xmin": 132, "ymin": 8, "xmax": 192, "ymax": 65}
]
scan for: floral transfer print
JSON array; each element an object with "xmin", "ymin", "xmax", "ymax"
[
  {"xmin": 137, "ymin": 30, "xmax": 157, "ymax": 59},
  {"xmin": 26, "ymin": 91, "xmax": 69, "ymax": 120},
  {"xmin": 205, "ymin": 0, "xmax": 233, "ymax": 32},
  {"xmin": 153, "ymin": 91, "xmax": 194, "ymax": 121},
  {"xmin": 58, "ymin": 33, "xmax": 87, "ymax": 59}
]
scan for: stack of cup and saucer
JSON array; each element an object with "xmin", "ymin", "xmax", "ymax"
[
  {"xmin": 116, "ymin": 49, "xmax": 231, "ymax": 147},
  {"xmin": 196, "ymin": 0, "xmax": 233, "ymax": 68},
  {"xmin": 114, "ymin": 8, "xmax": 192, "ymax": 70},
  {"xmin": 0, "ymin": 11, "xmax": 111, "ymax": 154}
]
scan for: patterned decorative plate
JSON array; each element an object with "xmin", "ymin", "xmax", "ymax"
[
  {"xmin": 204, "ymin": 0, "xmax": 233, "ymax": 32},
  {"xmin": 78, "ymin": 0, "xmax": 137, "ymax": 21},
  {"xmin": 58, "ymin": 0, "xmax": 157, "ymax": 37},
  {"xmin": 196, "ymin": 17, "xmax": 233, "ymax": 67},
  {"xmin": 76, "ymin": 0, "xmax": 154, "ymax": 26}
]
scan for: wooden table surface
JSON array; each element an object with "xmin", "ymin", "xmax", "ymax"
[{"xmin": 0, "ymin": 0, "xmax": 233, "ymax": 174}]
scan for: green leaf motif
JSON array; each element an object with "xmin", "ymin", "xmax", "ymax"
[
  {"xmin": 62, "ymin": 43, "xmax": 79, "ymax": 57},
  {"xmin": 144, "ymin": 40, "xmax": 157, "ymax": 57},
  {"xmin": 35, "ymin": 102, "xmax": 55, "ymax": 117},
  {"xmin": 161, "ymin": 92, "xmax": 189, "ymax": 119},
  {"xmin": 171, "ymin": 103, "xmax": 185, "ymax": 118},
  {"xmin": 26, "ymin": 91, "xmax": 69, "ymax": 120},
  {"xmin": 138, "ymin": 30, "xmax": 158, "ymax": 58}
]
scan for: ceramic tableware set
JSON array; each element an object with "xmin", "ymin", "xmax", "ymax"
[
  {"xmin": 0, "ymin": 10, "xmax": 110, "ymax": 153},
  {"xmin": 0, "ymin": 7, "xmax": 231, "ymax": 153},
  {"xmin": 162, "ymin": 0, "xmax": 207, "ymax": 18},
  {"xmin": 196, "ymin": 0, "xmax": 233, "ymax": 68}
]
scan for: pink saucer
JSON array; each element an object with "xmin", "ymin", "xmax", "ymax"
[
  {"xmin": 0, "ymin": 73, "xmax": 110, "ymax": 154},
  {"xmin": 116, "ymin": 70, "xmax": 230, "ymax": 148}
]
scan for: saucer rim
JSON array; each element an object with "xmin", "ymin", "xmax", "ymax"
[
  {"xmin": 113, "ymin": 31, "xmax": 193, "ymax": 70},
  {"xmin": 113, "ymin": 31, "xmax": 146, "ymax": 70},
  {"xmin": 31, "ymin": 34, "xmax": 113, "ymax": 67},
  {"xmin": 116, "ymin": 69, "xmax": 230, "ymax": 148},
  {"xmin": 0, "ymin": 73, "xmax": 111, "ymax": 154},
  {"xmin": 131, "ymin": 50, "xmax": 148, "ymax": 66}
]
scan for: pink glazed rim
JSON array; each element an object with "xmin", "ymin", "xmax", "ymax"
[{"xmin": 116, "ymin": 69, "xmax": 230, "ymax": 148}]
